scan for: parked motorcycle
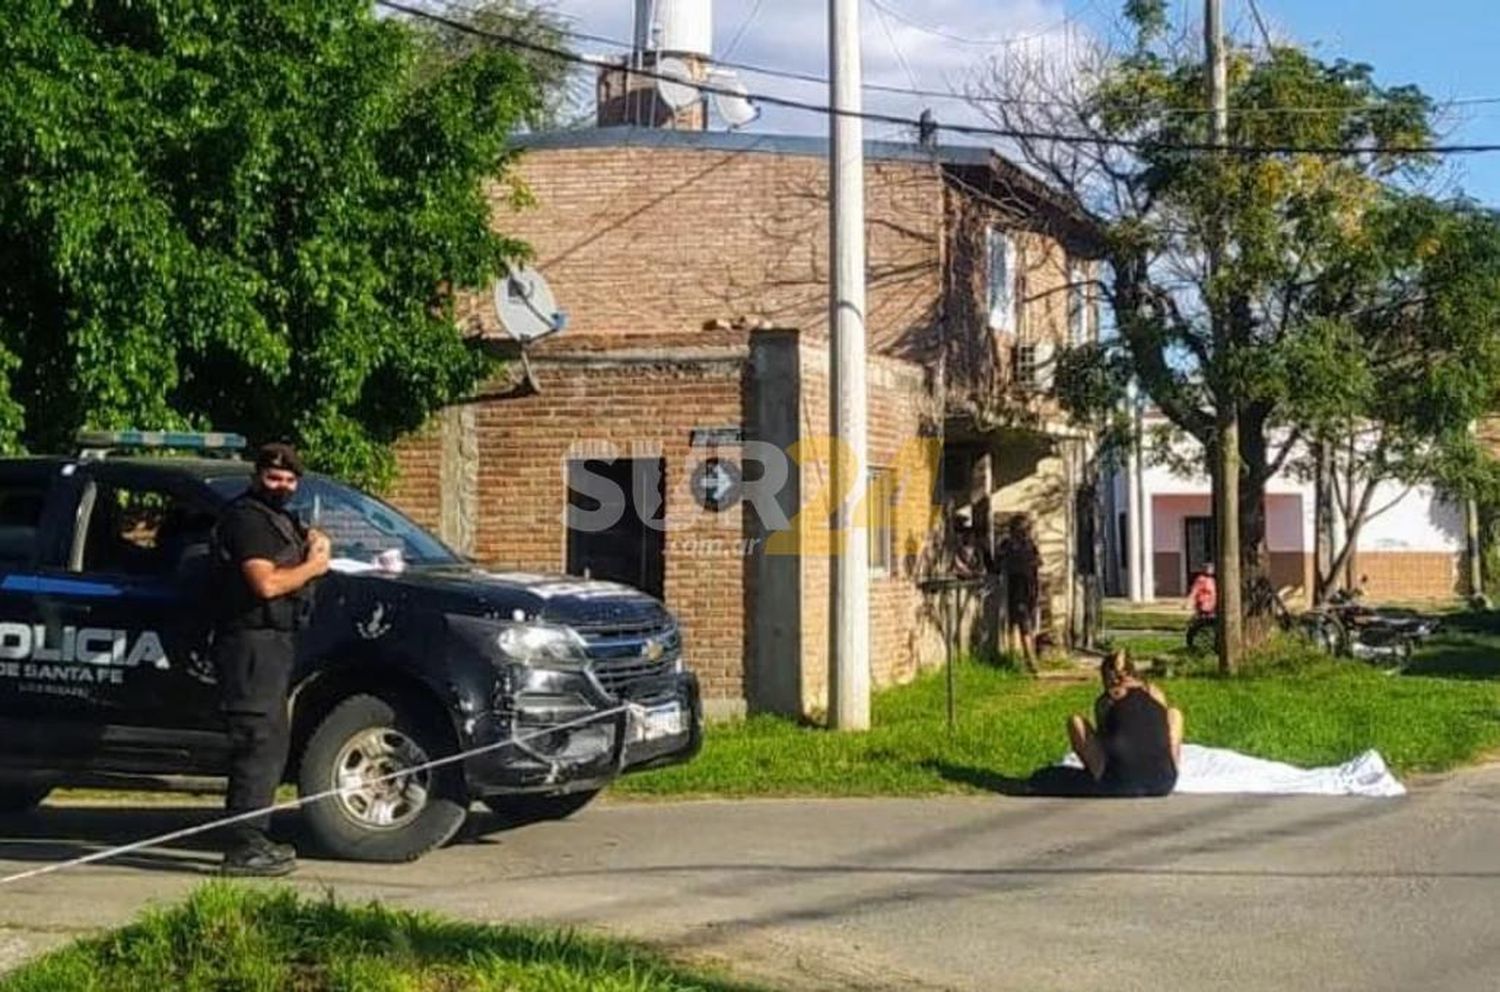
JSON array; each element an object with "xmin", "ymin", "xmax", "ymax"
[
  {"xmin": 1314, "ymin": 587, "xmax": 1438, "ymax": 663},
  {"xmin": 1326, "ymin": 587, "xmax": 1441, "ymax": 643}
]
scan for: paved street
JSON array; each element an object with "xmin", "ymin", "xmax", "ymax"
[{"xmin": 2, "ymin": 767, "xmax": 1500, "ymax": 992}]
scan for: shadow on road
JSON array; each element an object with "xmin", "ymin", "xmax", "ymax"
[
  {"xmin": 924, "ymin": 760, "xmax": 1120, "ymax": 798},
  {"xmin": 0, "ymin": 804, "xmax": 543, "ymax": 877},
  {"xmin": 0, "ymin": 806, "xmax": 227, "ymax": 875}
]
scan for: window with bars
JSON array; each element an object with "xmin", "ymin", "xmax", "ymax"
[{"xmin": 1013, "ymin": 341, "xmax": 1056, "ymax": 392}]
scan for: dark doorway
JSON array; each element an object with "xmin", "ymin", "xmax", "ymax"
[
  {"xmin": 1184, "ymin": 515, "xmax": 1215, "ymax": 587},
  {"xmin": 566, "ymin": 459, "xmax": 666, "ymax": 599}
]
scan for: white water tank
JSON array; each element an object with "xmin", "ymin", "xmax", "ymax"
[{"xmin": 634, "ymin": 0, "xmax": 713, "ymax": 58}]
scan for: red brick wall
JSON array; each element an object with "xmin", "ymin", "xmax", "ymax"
[
  {"xmin": 390, "ymin": 420, "xmax": 442, "ymax": 535},
  {"xmin": 384, "ymin": 139, "xmax": 1098, "ymax": 713},
  {"xmin": 469, "ymin": 146, "xmax": 945, "ymax": 362},
  {"xmin": 793, "ymin": 335, "xmax": 945, "ymax": 712},
  {"xmin": 467, "ymin": 347, "xmax": 750, "ymax": 703}
]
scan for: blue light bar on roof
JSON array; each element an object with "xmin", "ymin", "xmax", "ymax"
[{"xmin": 74, "ymin": 430, "xmax": 248, "ymax": 452}]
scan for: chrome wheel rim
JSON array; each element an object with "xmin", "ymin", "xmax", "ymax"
[{"xmin": 332, "ymin": 727, "xmax": 431, "ymax": 830}]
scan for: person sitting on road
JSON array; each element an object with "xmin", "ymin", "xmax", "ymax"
[
  {"xmin": 1066, "ymin": 650, "xmax": 1184, "ymax": 797},
  {"xmin": 1188, "ymin": 563, "xmax": 1217, "ymax": 618}
]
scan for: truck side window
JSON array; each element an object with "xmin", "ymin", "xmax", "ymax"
[
  {"xmin": 83, "ymin": 485, "xmax": 207, "ymax": 578},
  {"xmin": 0, "ymin": 483, "xmax": 48, "ymax": 569}
]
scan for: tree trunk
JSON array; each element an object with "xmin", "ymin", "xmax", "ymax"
[
  {"xmin": 1313, "ymin": 438, "xmax": 1334, "ymax": 604},
  {"xmin": 1237, "ymin": 417, "xmax": 1274, "ymax": 646}
]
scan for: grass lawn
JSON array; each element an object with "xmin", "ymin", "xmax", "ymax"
[
  {"xmin": 1100, "ymin": 607, "xmax": 1191, "ymax": 632},
  {"xmin": 617, "ymin": 610, "xmax": 1500, "ymax": 799},
  {"xmin": 0, "ymin": 883, "xmax": 760, "ymax": 992}
]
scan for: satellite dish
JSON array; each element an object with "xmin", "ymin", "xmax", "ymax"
[
  {"xmin": 494, "ymin": 265, "xmax": 566, "ymax": 343},
  {"xmin": 654, "ymin": 56, "xmax": 700, "ymax": 111},
  {"xmin": 709, "ymin": 70, "xmax": 759, "ymax": 129}
]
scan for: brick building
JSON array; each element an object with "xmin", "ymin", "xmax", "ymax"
[{"xmin": 389, "ymin": 127, "xmax": 1104, "ymax": 719}]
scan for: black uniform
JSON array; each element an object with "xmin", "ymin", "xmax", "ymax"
[{"xmin": 211, "ymin": 489, "xmax": 311, "ymax": 844}]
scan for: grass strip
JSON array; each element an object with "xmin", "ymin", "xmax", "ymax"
[{"xmin": 0, "ymin": 883, "xmax": 763, "ymax": 992}]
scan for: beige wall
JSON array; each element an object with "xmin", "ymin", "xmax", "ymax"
[
  {"xmin": 990, "ymin": 433, "xmax": 1079, "ymax": 642},
  {"xmin": 1354, "ymin": 552, "xmax": 1463, "ymax": 602}
]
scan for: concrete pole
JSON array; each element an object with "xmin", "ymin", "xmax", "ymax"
[
  {"xmin": 1139, "ymin": 453, "xmax": 1155, "ymax": 602},
  {"xmin": 1468, "ymin": 497, "xmax": 1483, "ymax": 598},
  {"xmin": 828, "ymin": 0, "xmax": 870, "ymax": 730},
  {"xmin": 1128, "ymin": 396, "xmax": 1146, "ymax": 602},
  {"xmin": 1206, "ymin": 0, "xmax": 1243, "ymax": 673}
]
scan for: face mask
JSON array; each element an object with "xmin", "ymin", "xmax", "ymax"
[{"xmin": 258, "ymin": 487, "xmax": 293, "ymax": 510}]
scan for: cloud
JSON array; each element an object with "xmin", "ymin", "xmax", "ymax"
[{"xmin": 541, "ymin": 0, "xmax": 1084, "ymax": 141}]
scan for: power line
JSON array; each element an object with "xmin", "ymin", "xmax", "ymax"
[
  {"xmin": 866, "ymin": 0, "xmax": 1075, "ymax": 49},
  {"xmin": 871, "ymin": 0, "xmax": 922, "ymax": 96},
  {"xmin": 380, "ymin": 0, "xmax": 1500, "ymax": 156},
  {"xmin": 721, "ymin": 0, "xmax": 767, "ymax": 60},
  {"xmin": 1246, "ymin": 0, "xmax": 1277, "ymax": 51},
  {"xmin": 419, "ymin": 0, "xmax": 1500, "ymax": 120}
]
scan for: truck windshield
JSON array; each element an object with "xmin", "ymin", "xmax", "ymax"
[{"xmin": 208, "ymin": 475, "xmax": 461, "ymax": 567}]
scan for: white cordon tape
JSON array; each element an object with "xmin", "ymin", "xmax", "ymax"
[{"xmin": 0, "ymin": 703, "xmax": 641, "ymax": 887}]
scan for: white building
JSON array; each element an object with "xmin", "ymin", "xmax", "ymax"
[{"xmin": 1102, "ymin": 413, "xmax": 1471, "ymax": 605}]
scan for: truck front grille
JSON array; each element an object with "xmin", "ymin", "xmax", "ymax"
[{"xmin": 576, "ymin": 619, "xmax": 682, "ymax": 697}]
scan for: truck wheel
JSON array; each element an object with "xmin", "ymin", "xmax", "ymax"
[
  {"xmin": 0, "ymin": 782, "xmax": 52, "ymax": 814},
  {"xmin": 298, "ymin": 694, "xmax": 468, "ymax": 863},
  {"xmin": 483, "ymin": 789, "xmax": 601, "ymax": 826}
]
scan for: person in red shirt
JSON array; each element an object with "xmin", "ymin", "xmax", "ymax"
[{"xmin": 1188, "ymin": 562, "xmax": 1217, "ymax": 617}]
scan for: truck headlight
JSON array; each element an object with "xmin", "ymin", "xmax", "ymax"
[{"xmin": 496, "ymin": 623, "xmax": 590, "ymax": 669}]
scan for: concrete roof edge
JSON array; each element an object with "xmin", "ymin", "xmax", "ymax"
[{"xmin": 514, "ymin": 126, "xmax": 994, "ymax": 167}]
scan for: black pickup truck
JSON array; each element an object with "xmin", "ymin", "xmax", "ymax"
[{"xmin": 0, "ymin": 432, "xmax": 702, "ymax": 861}]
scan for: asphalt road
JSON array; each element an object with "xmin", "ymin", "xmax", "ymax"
[{"xmin": 2, "ymin": 766, "xmax": 1499, "ymax": 992}]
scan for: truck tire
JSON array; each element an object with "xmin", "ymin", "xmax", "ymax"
[
  {"xmin": 0, "ymin": 781, "xmax": 52, "ymax": 814},
  {"xmin": 483, "ymin": 789, "xmax": 601, "ymax": 826},
  {"xmin": 297, "ymin": 693, "xmax": 468, "ymax": 862}
]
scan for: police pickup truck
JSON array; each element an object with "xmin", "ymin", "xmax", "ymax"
[{"xmin": 0, "ymin": 432, "xmax": 701, "ymax": 861}]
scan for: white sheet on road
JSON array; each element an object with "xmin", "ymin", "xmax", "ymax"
[{"xmin": 1062, "ymin": 744, "xmax": 1406, "ymax": 797}]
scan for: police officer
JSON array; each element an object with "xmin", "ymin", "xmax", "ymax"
[{"xmin": 212, "ymin": 442, "xmax": 330, "ymax": 876}]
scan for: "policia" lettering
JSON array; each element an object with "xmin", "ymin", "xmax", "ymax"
[{"xmin": 0, "ymin": 623, "xmax": 168, "ymax": 669}]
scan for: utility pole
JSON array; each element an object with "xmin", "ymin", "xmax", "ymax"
[
  {"xmin": 828, "ymin": 0, "xmax": 870, "ymax": 730},
  {"xmin": 1206, "ymin": 0, "xmax": 1243, "ymax": 673}
]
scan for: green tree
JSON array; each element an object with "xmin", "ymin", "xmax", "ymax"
[
  {"xmin": 976, "ymin": 2, "xmax": 1438, "ymax": 664},
  {"xmin": 1287, "ymin": 197, "xmax": 1500, "ymax": 600},
  {"xmin": 401, "ymin": 0, "xmax": 577, "ymax": 126},
  {"xmin": 0, "ymin": 0, "xmax": 554, "ymax": 488}
]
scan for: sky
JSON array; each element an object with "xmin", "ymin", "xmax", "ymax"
[{"xmin": 518, "ymin": 0, "xmax": 1500, "ymax": 205}]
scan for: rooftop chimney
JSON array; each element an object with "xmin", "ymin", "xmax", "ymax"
[{"xmin": 597, "ymin": 0, "xmax": 713, "ymax": 130}]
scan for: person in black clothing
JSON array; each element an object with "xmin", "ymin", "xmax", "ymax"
[
  {"xmin": 997, "ymin": 515, "xmax": 1041, "ymax": 671},
  {"xmin": 211, "ymin": 442, "xmax": 331, "ymax": 876},
  {"xmin": 1066, "ymin": 650, "xmax": 1183, "ymax": 797}
]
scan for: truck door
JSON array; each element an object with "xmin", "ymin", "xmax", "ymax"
[
  {"xmin": 0, "ymin": 463, "xmax": 76, "ymax": 725},
  {"xmin": 47, "ymin": 464, "xmax": 225, "ymax": 734}
]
